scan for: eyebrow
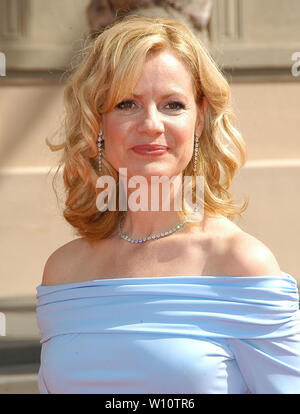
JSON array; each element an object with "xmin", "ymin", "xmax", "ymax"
[{"xmin": 130, "ymin": 91, "xmax": 187, "ymax": 99}]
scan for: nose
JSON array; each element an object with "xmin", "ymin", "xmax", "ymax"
[{"xmin": 137, "ymin": 104, "xmax": 165, "ymax": 136}]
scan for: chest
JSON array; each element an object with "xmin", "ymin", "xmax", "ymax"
[
  {"xmin": 85, "ymin": 232, "xmax": 229, "ymax": 279},
  {"xmin": 41, "ymin": 333, "xmax": 248, "ymax": 393}
]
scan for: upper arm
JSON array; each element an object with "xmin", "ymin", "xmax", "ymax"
[
  {"xmin": 225, "ymin": 231, "xmax": 282, "ymax": 277},
  {"xmin": 41, "ymin": 246, "xmax": 68, "ymax": 286}
]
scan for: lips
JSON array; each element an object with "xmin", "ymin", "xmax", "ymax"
[
  {"xmin": 132, "ymin": 145, "xmax": 168, "ymax": 151},
  {"xmin": 132, "ymin": 144, "xmax": 168, "ymax": 156}
]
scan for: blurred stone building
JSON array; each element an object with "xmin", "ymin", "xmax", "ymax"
[
  {"xmin": 86, "ymin": 0, "xmax": 213, "ymax": 46},
  {"xmin": 1, "ymin": 0, "xmax": 300, "ymax": 298},
  {"xmin": 0, "ymin": 0, "xmax": 300, "ymax": 290}
]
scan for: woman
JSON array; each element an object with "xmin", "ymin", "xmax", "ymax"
[{"xmin": 36, "ymin": 15, "xmax": 300, "ymax": 394}]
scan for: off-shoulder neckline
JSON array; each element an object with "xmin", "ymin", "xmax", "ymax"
[{"xmin": 37, "ymin": 271, "xmax": 295, "ymax": 289}]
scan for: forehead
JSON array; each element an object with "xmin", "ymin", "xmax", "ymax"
[{"xmin": 132, "ymin": 49, "xmax": 195, "ymax": 96}]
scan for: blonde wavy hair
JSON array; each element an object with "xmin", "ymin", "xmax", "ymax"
[{"xmin": 47, "ymin": 14, "xmax": 248, "ymax": 244}]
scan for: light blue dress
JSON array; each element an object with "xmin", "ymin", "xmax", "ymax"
[{"xmin": 35, "ymin": 271, "xmax": 300, "ymax": 394}]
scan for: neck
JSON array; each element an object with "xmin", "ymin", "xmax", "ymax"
[{"xmin": 120, "ymin": 210, "xmax": 187, "ymax": 240}]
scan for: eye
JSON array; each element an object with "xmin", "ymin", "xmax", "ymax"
[
  {"xmin": 116, "ymin": 100, "xmax": 136, "ymax": 110},
  {"xmin": 165, "ymin": 101, "xmax": 185, "ymax": 110}
]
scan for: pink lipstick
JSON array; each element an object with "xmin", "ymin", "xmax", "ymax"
[{"xmin": 132, "ymin": 144, "xmax": 168, "ymax": 156}]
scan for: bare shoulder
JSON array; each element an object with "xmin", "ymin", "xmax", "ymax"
[
  {"xmin": 203, "ymin": 215, "xmax": 282, "ymax": 277},
  {"xmin": 41, "ymin": 238, "xmax": 92, "ymax": 286},
  {"xmin": 225, "ymin": 230, "xmax": 282, "ymax": 277}
]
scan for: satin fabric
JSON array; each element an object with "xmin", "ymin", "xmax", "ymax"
[{"xmin": 35, "ymin": 271, "xmax": 300, "ymax": 394}]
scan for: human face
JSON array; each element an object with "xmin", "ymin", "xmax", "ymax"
[{"xmin": 101, "ymin": 49, "xmax": 206, "ymax": 181}]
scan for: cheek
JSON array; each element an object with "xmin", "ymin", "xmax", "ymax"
[
  {"xmin": 102, "ymin": 116, "xmax": 128, "ymax": 159},
  {"xmin": 170, "ymin": 123, "xmax": 196, "ymax": 168},
  {"xmin": 100, "ymin": 118, "xmax": 123, "ymax": 170},
  {"xmin": 170, "ymin": 122, "xmax": 194, "ymax": 153},
  {"xmin": 105, "ymin": 118, "xmax": 123, "ymax": 142},
  {"xmin": 168, "ymin": 114, "xmax": 196, "ymax": 142}
]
